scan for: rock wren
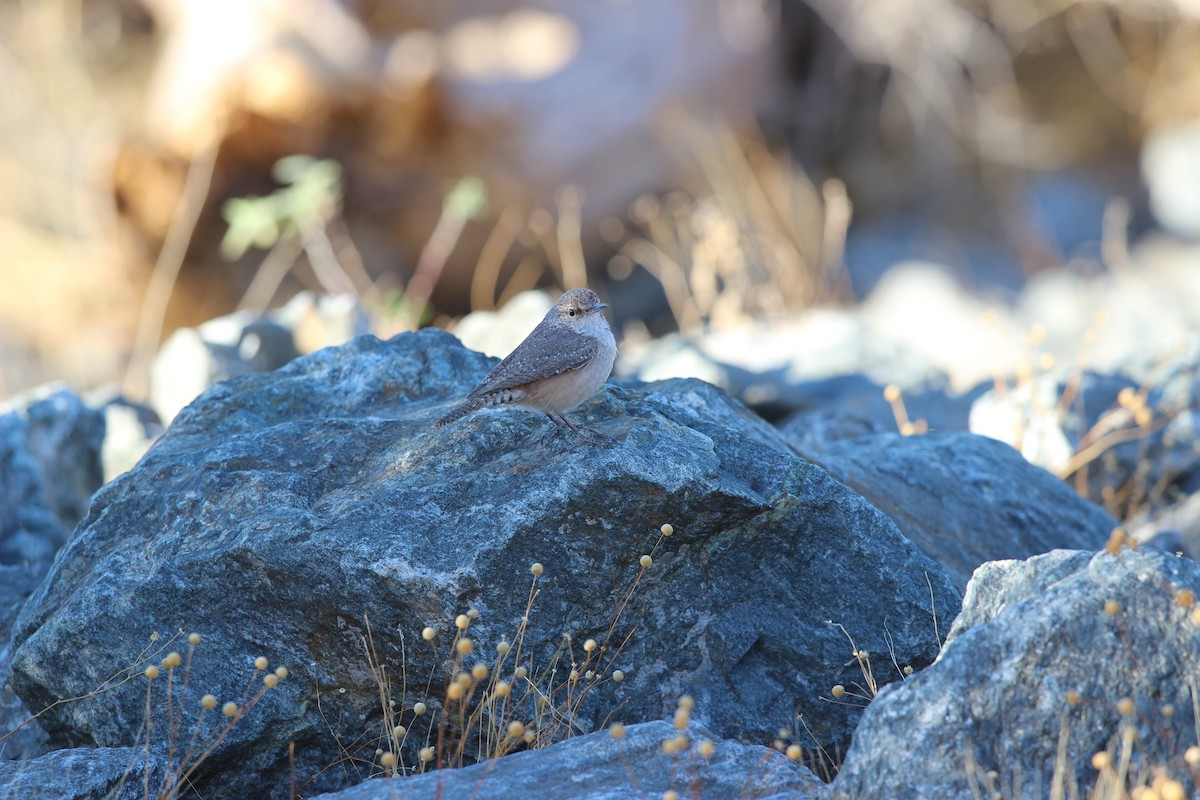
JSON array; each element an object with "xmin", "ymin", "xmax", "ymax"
[{"xmin": 436, "ymin": 288, "xmax": 617, "ymax": 441}]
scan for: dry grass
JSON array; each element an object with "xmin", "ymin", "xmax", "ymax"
[
  {"xmin": 0, "ymin": 629, "xmax": 289, "ymax": 800},
  {"xmin": 329, "ymin": 522, "xmax": 678, "ymax": 785}
]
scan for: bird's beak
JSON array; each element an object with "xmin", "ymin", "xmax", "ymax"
[{"xmin": 591, "ymin": 303, "xmax": 609, "ymax": 313}]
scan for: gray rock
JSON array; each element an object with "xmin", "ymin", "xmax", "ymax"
[
  {"xmin": 149, "ymin": 313, "xmax": 300, "ymax": 425},
  {"xmin": 148, "ymin": 293, "xmax": 371, "ymax": 427},
  {"xmin": 0, "ymin": 566, "xmax": 51, "ymax": 761},
  {"xmin": 0, "ymin": 746, "xmax": 165, "ymax": 800},
  {"xmin": 10, "ymin": 330, "xmax": 959, "ymax": 798},
  {"xmin": 1142, "ymin": 119, "xmax": 1200, "ymax": 239},
  {"xmin": 811, "ymin": 432, "xmax": 1117, "ymax": 590},
  {"xmin": 93, "ymin": 395, "xmax": 163, "ymax": 484},
  {"xmin": 0, "ymin": 386, "xmax": 103, "ymax": 764},
  {"xmin": 620, "ymin": 309, "xmax": 960, "ymax": 423},
  {"xmin": 0, "ymin": 386, "xmax": 105, "ymax": 565},
  {"xmin": 775, "ymin": 410, "xmax": 884, "ymax": 458},
  {"xmin": 834, "ymin": 549, "xmax": 1200, "ymax": 800},
  {"xmin": 309, "ymin": 720, "xmax": 828, "ymax": 800}
]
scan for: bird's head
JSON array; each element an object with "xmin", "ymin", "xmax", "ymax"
[{"xmin": 552, "ymin": 288, "xmax": 608, "ymax": 324}]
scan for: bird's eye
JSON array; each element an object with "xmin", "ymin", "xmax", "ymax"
[{"xmin": 568, "ymin": 309, "xmax": 576, "ymax": 316}]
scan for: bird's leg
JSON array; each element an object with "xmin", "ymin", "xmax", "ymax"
[
  {"xmin": 546, "ymin": 412, "xmax": 610, "ymax": 445},
  {"xmin": 536, "ymin": 413, "xmax": 566, "ymax": 446}
]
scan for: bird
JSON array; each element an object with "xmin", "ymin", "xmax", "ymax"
[{"xmin": 435, "ymin": 288, "xmax": 618, "ymax": 442}]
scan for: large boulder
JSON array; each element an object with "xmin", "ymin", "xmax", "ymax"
[
  {"xmin": 309, "ymin": 720, "xmax": 828, "ymax": 800},
  {"xmin": 834, "ymin": 548, "xmax": 1200, "ymax": 799},
  {"xmin": 9, "ymin": 331, "xmax": 959, "ymax": 798},
  {"xmin": 808, "ymin": 431, "xmax": 1118, "ymax": 589}
]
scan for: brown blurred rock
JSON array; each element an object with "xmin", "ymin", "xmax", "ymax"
[{"xmin": 109, "ymin": 0, "xmax": 779, "ymax": 319}]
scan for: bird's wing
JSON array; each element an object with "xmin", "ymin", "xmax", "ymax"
[{"xmin": 468, "ymin": 324, "xmax": 597, "ymax": 397}]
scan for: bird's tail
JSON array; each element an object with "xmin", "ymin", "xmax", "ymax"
[{"xmin": 434, "ymin": 399, "xmax": 483, "ymax": 429}]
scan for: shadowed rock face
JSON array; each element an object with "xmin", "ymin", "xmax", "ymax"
[
  {"xmin": 808, "ymin": 431, "xmax": 1119, "ymax": 590},
  {"xmin": 834, "ymin": 548, "xmax": 1200, "ymax": 800},
  {"xmin": 9, "ymin": 330, "xmax": 958, "ymax": 798}
]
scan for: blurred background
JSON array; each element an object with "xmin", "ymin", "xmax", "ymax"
[{"xmin": 3, "ymin": 0, "xmax": 1200, "ymax": 533}]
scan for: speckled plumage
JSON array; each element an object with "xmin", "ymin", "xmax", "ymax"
[{"xmin": 435, "ymin": 289, "xmax": 617, "ymax": 439}]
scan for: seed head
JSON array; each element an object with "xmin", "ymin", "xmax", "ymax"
[
  {"xmin": 612, "ymin": 670, "xmax": 625, "ymax": 682},
  {"xmin": 413, "ymin": 702, "xmax": 428, "ymax": 716},
  {"xmin": 393, "ymin": 725, "xmax": 406, "ymax": 737},
  {"xmin": 698, "ymin": 739, "xmax": 715, "ymax": 758},
  {"xmin": 201, "ymin": 694, "xmax": 217, "ymax": 710},
  {"xmin": 467, "ymin": 608, "xmax": 480, "ymax": 620},
  {"xmin": 639, "ymin": 555, "xmax": 652, "ymax": 568},
  {"xmin": 1117, "ymin": 697, "xmax": 1134, "ymax": 716},
  {"xmin": 144, "ymin": 665, "xmax": 160, "ymax": 680},
  {"xmin": 472, "ymin": 663, "xmax": 489, "ymax": 681},
  {"xmin": 264, "ymin": 674, "xmax": 278, "ymax": 688},
  {"xmin": 254, "ymin": 656, "xmax": 268, "ymax": 670},
  {"xmin": 583, "ymin": 639, "xmax": 597, "ymax": 653},
  {"xmin": 1161, "ymin": 779, "xmax": 1185, "ymax": 800},
  {"xmin": 522, "ymin": 730, "xmax": 535, "ymax": 744},
  {"xmin": 1092, "ymin": 752, "xmax": 1111, "ymax": 770},
  {"xmin": 275, "ymin": 666, "xmax": 288, "ymax": 679},
  {"xmin": 187, "ymin": 633, "xmax": 201, "ymax": 645},
  {"xmin": 162, "ymin": 652, "xmax": 182, "ymax": 669},
  {"xmin": 457, "ymin": 638, "xmax": 474, "ymax": 656},
  {"xmin": 660, "ymin": 524, "xmax": 674, "ymax": 536},
  {"xmin": 447, "ymin": 683, "xmax": 465, "ymax": 701},
  {"xmin": 422, "ymin": 626, "xmax": 436, "ymax": 640},
  {"xmin": 662, "ymin": 734, "xmax": 688, "ymax": 755},
  {"xmin": 664, "ymin": 792, "xmax": 679, "ymax": 800},
  {"xmin": 455, "ymin": 614, "xmax": 470, "ymax": 630},
  {"xmin": 497, "ymin": 641, "xmax": 511, "ymax": 655},
  {"xmin": 222, "ymin": 702, "xmax": 238, "ymax": 717},
  {"xmin": 1105, "ymin": 528, "xmax": 1126, "ymax": 555},
  {"xmin": 507, "ymin": 721, "xmax": 525, "ymax": 738},
  {"xmin": 609, "ymin": 722, "xmax": 625, "ymax": 740},
  {"xmin": 514, "ymin": 666, "xmax": 528, "ymax": 680},
  {"xmin": 1187, "ymin": 746, "xmax": 1200, "ymax": 767},
  {"xmin": 831, "ymin": 685, "xmax": 845, "ymax": 699},
  {"xmin": 786, "ymin": 744, "xmax": 802, "ymax": 761},
  {"xmin": 883, "ymin": 384, "xmax": 901, "ymax": 402},
  {"xmin": 1104, "ymin": 600, "xmax": 1120, "ymax": 616},
  {"xmin": 419, "ymin": 747, "xmax": 434, "ymax": 763},
  {"xmin": 673, "ymin": 708, "xmax": 690, "ymax": 730},
  {"xmin": 494, "ymin": 681, "xmax": 511, "ymax": 698},
  {"xmin": 1178, "ymin": 589, "xmax": 1196, "ymax": 608},
  {"xmin": 1066, "ymin": 691, "xmax": 1081, "ymax": 706},
  {"xmin": 530, "ymin": 562, "xmax": 544, "ymax": 576},
  {"xmin": 678, "ymin": 695, "xmax": 694, "ymax": 710},
  {"xmin": 380, "ymin": 752, "xmax": 396, "ymax": 768}
]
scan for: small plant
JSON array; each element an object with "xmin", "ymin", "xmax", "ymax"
[
  {"xmin": 0, "ymin": 629, "xmax": 288, "ymax": 800},
  {"xmin": 138, "ymin": 635, "xmax": 289, "ymax": 799},
  {"xmin": 350, "ymin": 521, "xmax": 677, "ymax": 780}
]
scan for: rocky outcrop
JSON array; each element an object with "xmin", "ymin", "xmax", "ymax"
[
  {"xmin": 8, "ymin": 330, "xmax": 958, "ymax": 798},
  {"xmin": 834, "ymin": 548, "xmax": 1200, "ymax": 799}
]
